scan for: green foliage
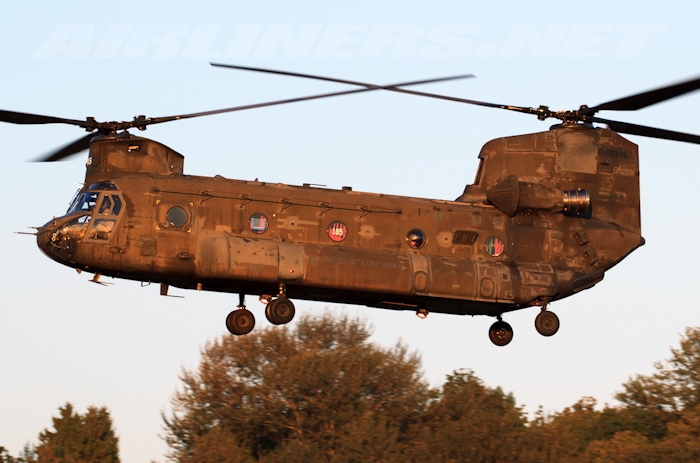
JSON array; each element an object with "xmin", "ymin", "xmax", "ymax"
[
  {"xmin": 616, "ymin": 326, "xmax": 700, "ymax": 413},
  {"xmin": 0, "ymin": 447, "xmax": 19, "ymax": 463},
  {"xmin": 164, "ymin": 313, "xmax": 534, "ymax": 462},
  {"xmin": 410, "ymin": 370, "xmax": 527, "ymax": 462},
  {"xmin": 163, "ymin": 319, "xmax": 700, "ymax": 462},
  {"xmin": 29, "ymin": 403, "xmax": 120, "ymax": 463}
]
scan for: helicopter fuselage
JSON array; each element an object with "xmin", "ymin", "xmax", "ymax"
[{"xmin": 37, "ymin": 125, "xmax": 644, "ymax": 319}]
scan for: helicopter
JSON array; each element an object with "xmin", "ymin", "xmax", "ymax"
[{"xmin": 2, "ymin": 65, "xmax": 699, "ymax": 346}]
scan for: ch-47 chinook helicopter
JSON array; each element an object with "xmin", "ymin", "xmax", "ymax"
[{"xmin": 3, "ymin": 65, "xmax": 700, "ymax": 346}]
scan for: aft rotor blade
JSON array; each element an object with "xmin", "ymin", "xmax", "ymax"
[
  {"xmin": 583, "ymin": 75, "xmax": 700, "ymax": 115},
  {"xmin": 0, "ymin": 109, "xmax": 90, "ymax": 127},
  {"xmin": 591, "ymin": 116, "xmax": 700, "ymax": 145},
  {"xmin": 211, "ymin": 62, "xmax": 475, "ymax": 88},
  {"xmin": 381, "ymin": 86, "xmax": 536, "ymax": 113},
  {"xmin": 35, "ymin": 133, "xmax": 95, "ymax": 162},
  {"xmin": 211, "ymin": 62, "xmax": 536, "ymax": 116}
]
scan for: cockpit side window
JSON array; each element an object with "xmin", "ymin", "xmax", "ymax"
[
  {"xmin": 110, "ymin": 195, "xmax": 122, "ymax": 215},
  {"xmin": 88, "ymin": 219, "xmax": 116, "ymax": 241},
  {"xmin": 99, "ymin": 196, "xmax": 112, "ymax": 215},
  {"xmin": 83, "ymin": 192, "xmax": 125, "ymax": 243},
  {"xmin": 97, "ymin": 195, "xmax": 123, "ymax": 216}
]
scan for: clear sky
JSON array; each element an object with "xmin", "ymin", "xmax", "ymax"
[{"xmin": 1, "ymin": 1, "xmax": 700, "ymax": 462}]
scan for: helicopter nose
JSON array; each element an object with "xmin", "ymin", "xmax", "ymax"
[
  {"xmin": 36, "ymin": 222, "xmax": 63, "ymax": 262},
  {"xmin": 36, "ymin": 217, "xmax": 84, "ymax": 264}
]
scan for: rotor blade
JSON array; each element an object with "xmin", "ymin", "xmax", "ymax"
[
  {"xmin": 144, "ymin": 88, "xmax": 389, "ymax": 125},
  {"xmin": 142, "ymin": 74, "xmax": 479, "ymax": 127},
  {"xmin": 591, "ymin": 117, "xmax": 700, "ymax": 145},
  {"xmin": 381, "ymin": 86, "xmax": 536, "ymax": 114},
  {"xmin": 210, "ymin": 63, "xmax": 537, "ymax": 116},
  {"xmin": 583, "ymin": 75, "xmax": 700, "ymax": 115},
  {"xmin": 0, "ymin": 109, "xmax": 90, "ymax": 127},
  {"xmin": 34, "ymin": 133, "xmax": 95, "ymax": 162},
  {"xmin": 211, "ymin": 63, "xmax": 475, "ymax": 88}
]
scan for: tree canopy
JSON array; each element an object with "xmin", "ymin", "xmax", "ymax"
[
  {"xmin": 5, "ymin": 317, "xmax": 700, "ymax": 461},
  {"xmin": 163, "ymin": 313, "xmax": 527, "ymax": 462},
  {"xmin": 164, "ymin": 315, "xmax": 700, "ymax": 463},
  {"xmin": 1, "ymin": 403, "xmax": 120, "ymax": 463}
]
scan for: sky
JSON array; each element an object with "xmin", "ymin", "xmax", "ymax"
[{"xmin": 1, "ymin": 1, "xmax": 700, "ymax": 461}]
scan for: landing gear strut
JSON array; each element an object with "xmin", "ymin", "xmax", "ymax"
[
  {"xmin": 488, "ymin": 316, "xmax": 513, "ymax": 347},
  {"xmin": 263, "ymin": 283, "xmax": 296, "ymax": 325},
  {"xmin": 226, "ymin": 293, "xmax": 256, "ymax": 336}
]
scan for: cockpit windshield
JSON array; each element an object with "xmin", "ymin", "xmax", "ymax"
[
  {"xmin": 68, "ymin": 191, "xmax": 99, "ymax": 213},
  {"xmin": 67, "ymin": 182, "xmax": 121, "ymax": 214}
]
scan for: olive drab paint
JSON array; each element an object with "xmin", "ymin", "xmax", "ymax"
[
  {"xmin": 36, "ymin": 124, "xmax": 644, "ymax": 343},
  {"xmin": 8, "ymin": 68, "xmax": 698, "ymax": 345}
]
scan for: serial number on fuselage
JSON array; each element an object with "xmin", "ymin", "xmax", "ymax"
[
  {"xmin": 319, "ymin": 255, "xmax": 399, "ymax": 269},
  {"xmin": 601, "ymin": 148, "xmax": 629, "ymax": 159}
]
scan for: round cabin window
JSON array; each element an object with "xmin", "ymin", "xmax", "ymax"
[
  {"xmin": 249, "ymin": 213, "xmax": 269, "ymax": 234},
  {"xmin": 327, "ymin": 221, "xmax": 348, "ymax": 242},
  {"xmin": 167, "ymin": 206, "xmax": 188, "ymax": 227},
  {"xmin": 406, "ymin": 229, "xmax": 426, "ymax": 249},
  {"xmin": 486, "ymin": 236, "xmax": 505, "ymax": 257}
]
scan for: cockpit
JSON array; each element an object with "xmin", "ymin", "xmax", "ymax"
[{"xmin": 38, "ymin": 182, "xmax": 126, "ymax": 262}]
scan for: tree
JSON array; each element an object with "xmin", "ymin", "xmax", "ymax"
[
  {"xmin": 30, "ymin": 403, "xmax": 120, "ymax": 463},
  {"xmin": 409, "ymin": 370, "xmax": 527, "ymax": 463},
  {"xmin": 164, "ymin": 313, "xmax": 432, "ymax": 462},
  {"xmin": 616, "ymin": 326, "xmax": 700, "ymax": 413},
  {"xmin": 0, "ymin": 447, "xmax": 20, "ymax": 463}
]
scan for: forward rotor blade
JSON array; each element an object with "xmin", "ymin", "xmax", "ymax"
[
  {"xmin": 144, "ymin": 74, "xmax": 477, "ymax": 126},
  {"xmin": 35, "ymin": 133, "xmax": 95, "ymax": 162},
  {"xmin": 591, "ymin": 117, "xmax": 700, "ymax": 145},
  {"xmin": 583, "ymin": 76, "xmax": 700, "ymax": 115},
  {"xmin": 0, "ymin": 109, "xmax": 89, "ymax": 127},
  {"xmin": 145, "ymin": 88, "xmax": 392, "ymax": 125}
]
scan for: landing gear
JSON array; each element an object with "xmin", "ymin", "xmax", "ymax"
[
  {"xmin": 225, "ymin": 294, "xmax": 256, "ymax": 336},
  {"xmin": 489, "ymin": 317, "xmax": 513, "ymax": 347},
  {"xmin": 263, "ymin": 284, "xmax": 296, "ymax": 325},
  {"xmin": 535, "ymin": 309, "xmax": 560, "ymax": 337},
  {"xmin": 226, "ymin": 309, "xmax": 255, "ymax": 335},
  {"xmin": 226, "ymin": 286, "xmax": 297, "ymax": 334},
  {"xmin": 416, "ymin": 308, "xmax": 429, "ymax": 319},
  {"xmin": 265, "ymin": 297, "xmax": 296, "ymax": 325}
]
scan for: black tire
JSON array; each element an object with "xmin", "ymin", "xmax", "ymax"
[
  {"xmin": 265, "ymin": 297, "xmax": 296, "ymax": 325},
  {"xmin": 488, "ymin": 320, "xmax": 514, "ymax": 346},
  {"xmin": 226, "ymin": 309, "xmax": 256, "ymax": 335},
  {"xmin": 535, "ymin": 310, "xmax": 559, "ymax": 337}
]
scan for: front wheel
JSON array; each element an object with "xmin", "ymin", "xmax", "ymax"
[
  {"xmin": 535, "ymin": 310, "xmax": 559, "ymax": 337},
  {"xmin": 226, "ymin": 309, "xmax": 256, "ymax": 335},
  {"xmin": 489, "ymin": 320, "xmax": 513, "ymax": 347},
  {"xmin": 265, "ymin": 297, "xmax": 296, "ymax": 325}
]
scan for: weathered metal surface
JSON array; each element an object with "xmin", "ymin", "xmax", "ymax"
[{"xmin": 37, "ymin": 124, "xmax": 644, "ymax": 319}]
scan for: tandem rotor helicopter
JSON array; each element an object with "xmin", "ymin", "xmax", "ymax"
[{"xmin": 3, "ymin": 64, "xmax": 700, "ymax": 346}]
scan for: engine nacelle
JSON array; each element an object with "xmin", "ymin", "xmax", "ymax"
[{"xmin": 486, "ymin": 175, "xmax": 590, "ymax": 217}]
